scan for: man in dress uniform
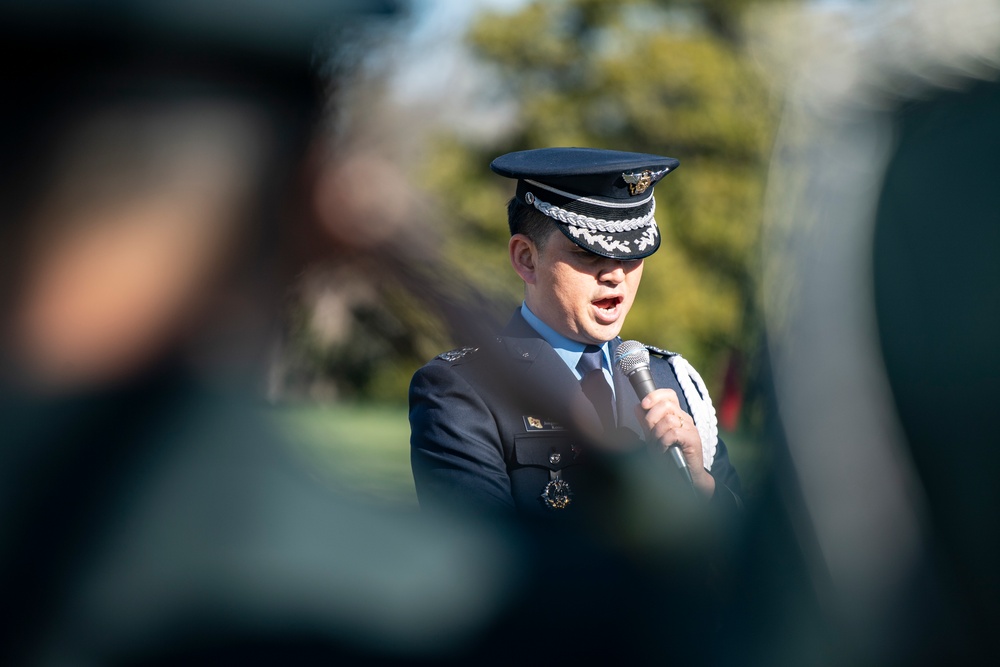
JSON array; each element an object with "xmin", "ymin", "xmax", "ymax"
[{"xmin": 410, "ymin": 147, "xmax": 743, "ymax": 519}]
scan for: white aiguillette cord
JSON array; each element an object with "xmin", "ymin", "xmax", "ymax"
[{"xmin": 668, "ymin": 353, "xmax": 718, "ymax": 470}]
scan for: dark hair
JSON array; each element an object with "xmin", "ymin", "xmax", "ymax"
[{"xmin": 507, "ymin": 197, "xmax": 557, "ymax": 249}]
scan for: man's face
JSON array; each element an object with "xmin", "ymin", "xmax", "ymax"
[{"xmin": 523, "ymin": 231, "xmax": 644, "ymax": 344}]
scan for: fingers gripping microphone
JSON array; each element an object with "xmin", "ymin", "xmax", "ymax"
[{"xmin": 614, "ymin": 341, "xmax": 693, "ymax": 485}]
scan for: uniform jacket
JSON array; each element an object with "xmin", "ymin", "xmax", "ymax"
[{"xmin": 409, "ymin": 311, "xmax": 743, "ymax": 518}]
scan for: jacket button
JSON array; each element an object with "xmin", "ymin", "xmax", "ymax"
[{"xmin": 549, "ymin": 452, "xmax": 561, "ymax": 464}]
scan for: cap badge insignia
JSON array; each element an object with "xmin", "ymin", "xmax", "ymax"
[{"xmin": 623, "ymin": 170, "xmax": 653, "ymax": 195}]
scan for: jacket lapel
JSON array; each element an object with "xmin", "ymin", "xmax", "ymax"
[
  {"xmin": 500, "ymin": 312, "xmax": 603, "ymax": 435},
  {"xmin": 500, "ymin": 313, "xmax": 646, "ymax": 442}
]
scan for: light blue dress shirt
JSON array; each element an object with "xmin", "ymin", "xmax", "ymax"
[{"xmin": 520, "ymin": 302, "xmax": 616, "ymax": 397}]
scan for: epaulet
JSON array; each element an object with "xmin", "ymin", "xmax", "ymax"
[
  {"xmin": 435, "ymin": 346, "xmax": 479, "ymax": 362},
  {"xmin": 642, "ymin": 343, "xmax": 677, "ymax": 358}
]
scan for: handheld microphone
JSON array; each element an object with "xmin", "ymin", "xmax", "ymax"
[{"xmin": 614, "ymin": 340, "xmax": 693, "ymax": 485}]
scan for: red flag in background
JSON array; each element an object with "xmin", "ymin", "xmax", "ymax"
[{"xmin": 719, "ymin": 351, "xmax": 743, "ymax": 432}]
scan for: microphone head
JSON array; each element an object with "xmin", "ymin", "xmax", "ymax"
[{"xmin": 614, "ymin": 340, "xmax": 650, "ymax": 376}]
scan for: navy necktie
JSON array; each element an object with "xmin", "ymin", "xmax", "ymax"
[{"xmin": 577, "ymin": 345, "xmax": 615, "ymax": 431}]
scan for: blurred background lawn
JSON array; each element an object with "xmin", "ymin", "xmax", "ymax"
[{"xmin": 273, "ymin": 403, "xmax": 418, "ymax": 508}]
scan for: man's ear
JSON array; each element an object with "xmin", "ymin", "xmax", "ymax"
[{"xmin": 509, "ymin": 234, "xmax": 538, "ymax": 285}]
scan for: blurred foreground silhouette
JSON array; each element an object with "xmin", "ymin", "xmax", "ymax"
[
  {"xmin": 755, "ymin": 1, "xmax": 1000, "ymax": 663},
  {"xmin": 0, "ymin": 2, "xmax": 532, "ymax": 665}
]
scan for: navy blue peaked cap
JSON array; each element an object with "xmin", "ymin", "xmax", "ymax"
[{"xmin": 490, "ymin": 147, "xmax": 679, "ymax": 260}]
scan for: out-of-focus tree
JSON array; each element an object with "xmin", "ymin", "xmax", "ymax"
[{"xmin": 423, "ymin": 0, "xmax": 782, "ymax": 430}]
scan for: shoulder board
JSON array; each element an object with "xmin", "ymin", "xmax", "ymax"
[
  {"xmin": 436, "ymin": 346, "xmax": 479, "ymax": 362},
  {"xmin": 642, "ymin": 343, "xmax": 677, "ymax": 358}
]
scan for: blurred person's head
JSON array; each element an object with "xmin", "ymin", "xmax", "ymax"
[{"xmin": 0, "ymin": 1, "xmax": 394, "ymax": 394}]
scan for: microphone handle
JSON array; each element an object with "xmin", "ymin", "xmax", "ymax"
[
  {"xmin": 668, "ymin": 446, "xmax": 695, "ymax": 487},
  {"xmin": 630, "ymin": 371, "xmax": 657, "ymax": 400},
  {"xmin": 627, "ymin": 367, "xmax": 694, "ymax": 486}
]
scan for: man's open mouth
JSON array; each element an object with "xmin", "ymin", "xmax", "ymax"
[{"xmin": 593, "ymin": 296, "xmax": 623, "ymax": 311}]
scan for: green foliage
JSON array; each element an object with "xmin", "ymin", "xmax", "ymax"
[
  {"xmin": 422, "ymin": 0, "xmax": 779, "ymax": 430},
  {"xmin": 421, "ymin": 136, "xmax": 522, "ymax": 305},
  {"xmin": 281, "ymin": 268, "xmax": 451, "ymax": 405}
]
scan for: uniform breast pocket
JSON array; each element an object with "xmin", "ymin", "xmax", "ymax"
[
  {"xmin": 512, "ymin": 433, "xmax": 580, "ymax": 472},
  {"xmin": 510, "ymin": 432, "xmax": 584, "ymax": 513}
]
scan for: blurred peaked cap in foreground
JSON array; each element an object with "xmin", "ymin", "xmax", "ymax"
[
  {"xmin": 490, "ymin": 147, "xmax": 679, "ymax": 260},
  {"xmin": 0, "ymin": 0, "xmax": 404, "ymax": 228},
  {"xmin": 0, "ymin": 0, "xmax": 402, "ymax": 60}
]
